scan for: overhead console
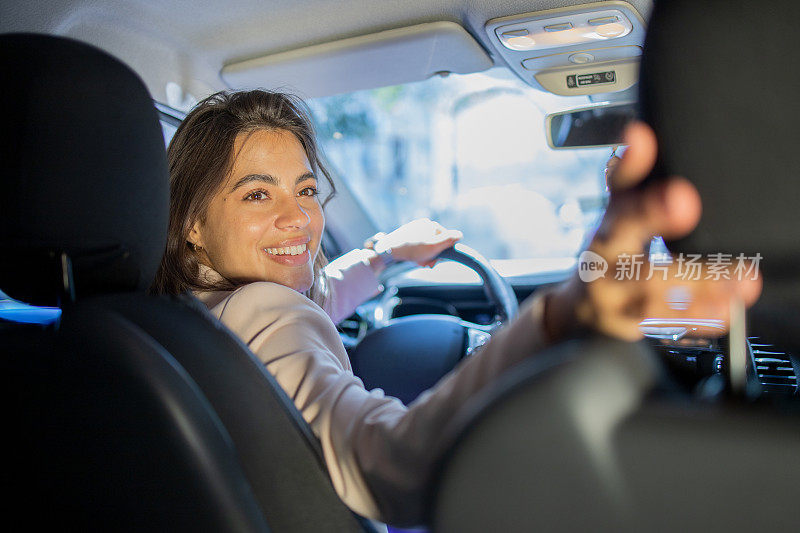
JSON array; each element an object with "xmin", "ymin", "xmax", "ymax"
[{"xmin": 485, "ymin": 1, "xmax": 646, "ymax": 96}]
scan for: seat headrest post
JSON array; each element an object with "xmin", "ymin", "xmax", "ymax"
[{"xmin": 58, "ymin": 252, "xmax": 76, "ymax": 307}]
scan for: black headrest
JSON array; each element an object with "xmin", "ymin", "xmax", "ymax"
[
  {"xmin": 0, "ymin": 33, "xmax": 168, "ymax": 305},
  {"xmin": 639, "ymin": 0, "xmax": 800, "ymax": 280}
]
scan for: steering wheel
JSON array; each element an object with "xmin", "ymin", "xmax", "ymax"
[
  {"xmin": 348, "ymin": 243, "xmax": 519, "ymax": 404},
  {"xmin": 437, "ymin": 243, "xmax": 518, "ymax": 323}
]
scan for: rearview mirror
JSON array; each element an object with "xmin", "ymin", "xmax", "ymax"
[{"xmin": 546, "ymin": 102, "xmax": 637, "ymax": 149}]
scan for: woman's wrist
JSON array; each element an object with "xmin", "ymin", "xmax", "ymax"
[
  {"xmin": 364, "ymin": 248, "xmax": 394, "ymax": 276},
  {"xmin": 363, "ymin": 232, "xmax": 395, "ymax": 275},
  {"xmin": 542, "ymin": 277, "xmax": 589, "ymax": 344}
]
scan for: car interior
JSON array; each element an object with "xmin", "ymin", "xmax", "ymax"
[{"xmin": 2, "ymin": 0, "xmax": 799, "ymax": 531}]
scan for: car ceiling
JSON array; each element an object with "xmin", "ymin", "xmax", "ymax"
[{"xmin": 1, "ymin": 0, "xmax": 652, "ymax": 103}]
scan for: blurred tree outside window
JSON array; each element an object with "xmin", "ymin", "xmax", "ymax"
[{"xmin": 313, "ymin": 68, "xmax": 612, "ymax": 269}]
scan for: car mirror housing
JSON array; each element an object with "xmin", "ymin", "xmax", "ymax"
[{"xmin": 546, "ymin": 101, "xmax": 637, "ymax": 149}]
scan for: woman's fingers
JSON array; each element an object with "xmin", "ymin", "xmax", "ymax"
[
  {"xmin": 376, "ymin": 218, "xmax": 462, "ymax": 265},
  {"xmin": 597, "ymin": 120, "xmax": 700, "ymax": 254},
  {"xmin": 594, "ymin": 176, "xmax": 701, "ymax": 258},
  {"xmin": 657, "ymin": 177, "xmax": 703, "ymax": 239},
  {"xmin": 607, "ymin": 121, "xmax": 658, "ymax": 193},
  {"xmin": 415, "ymin": 236, "xmax": 461, "ymax": 265},
  {"xmin": 595, "ymin": 121, "xmax": 699, "ymax": 257},
  {"xmin": 549, "ymin": 120, "xmax": 763, "ymax": 344},
  {"xmin": 429, "ymin": 229, "xmax": 463, "ymax": 244}
]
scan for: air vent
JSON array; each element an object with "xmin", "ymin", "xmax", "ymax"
[{"xmin": 749, "ymin": 338, "xmax": 798, "ymax": 395}]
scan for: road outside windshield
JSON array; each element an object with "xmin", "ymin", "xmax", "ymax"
[{"xmin": 309, "ymin": 67, "xmax": 612, "ymax": 271}]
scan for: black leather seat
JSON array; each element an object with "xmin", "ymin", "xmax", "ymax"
[
  {"xmin": 1, "ymin": 33, "xmax": 373, "ymax": 532},
  {"xmin": 4, "ymin": 302, "xmax": 271, "ymax": 531},
  {"xmin": 431, "ymin": 1, "xmax": 800, "ymax": 531}
]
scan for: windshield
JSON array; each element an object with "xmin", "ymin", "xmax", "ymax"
[{"xmin": 309, "ymin": 67, "xmax": 612, "ymax": 267}]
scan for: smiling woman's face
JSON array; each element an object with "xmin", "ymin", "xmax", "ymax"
[{"xmin": 189, "ymin": 128, "xmax": 324, "ymax": 293}]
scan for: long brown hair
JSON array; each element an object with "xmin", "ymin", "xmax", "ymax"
[{"xmin": 151, "ymin": 89, "xmax": 336, "ymax": 304}]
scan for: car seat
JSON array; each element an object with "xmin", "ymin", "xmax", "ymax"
[{"xmin": 0, "ymin": 33, "xmax": 375, "ymax": 532}]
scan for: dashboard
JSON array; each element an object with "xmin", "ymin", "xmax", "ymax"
[{"xmin": 339, "ymin": 276, "xmax": 800, "ymax": 400}]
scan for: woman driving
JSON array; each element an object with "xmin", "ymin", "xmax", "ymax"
[{"xmin": 152, "ymin": 89, "xmax": 759, "ymax": 526}]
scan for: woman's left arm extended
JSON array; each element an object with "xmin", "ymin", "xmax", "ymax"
[{"xmin": 322, "ymin": 219, "xmax": 462, "ymax": 324}]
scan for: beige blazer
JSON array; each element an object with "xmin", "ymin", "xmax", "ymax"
[{"xmin": 195, "ymin": 250, "xmax": 549, "ymax": 525}]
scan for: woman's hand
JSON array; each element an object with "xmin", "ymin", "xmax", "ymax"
[
  {"xmin": 369, "ymin": 218, "xmax": 462, "ymax": 268},
  {"xmin": 544, "ymin": 121, "xmax": 762, "ymax": 343}
]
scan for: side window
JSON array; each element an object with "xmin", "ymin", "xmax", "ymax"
[
  {"xmin": 161, "ymin": 121, "xmax": 178, "ymax": 146},
  {"xmin": 155, "ymin": 102, "xmax": 185, "ymax": 148}
]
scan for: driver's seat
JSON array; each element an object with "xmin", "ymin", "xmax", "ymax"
[{"xmin": 0, "ymin": 33, "xmax": 374, "ymax": 532}]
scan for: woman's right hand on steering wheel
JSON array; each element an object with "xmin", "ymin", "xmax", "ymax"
[
  {"xmin": 366, "ymin": 218, "xmax": 463, "ymax": 271},
  {"xmin": 543, "ymin": 122, "xmax": 762, "ymax": 343}
]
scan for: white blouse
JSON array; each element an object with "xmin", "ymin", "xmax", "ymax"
[{"xmin": 194, "ymin": 250, "xmax": 550, "ymax": 526}]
